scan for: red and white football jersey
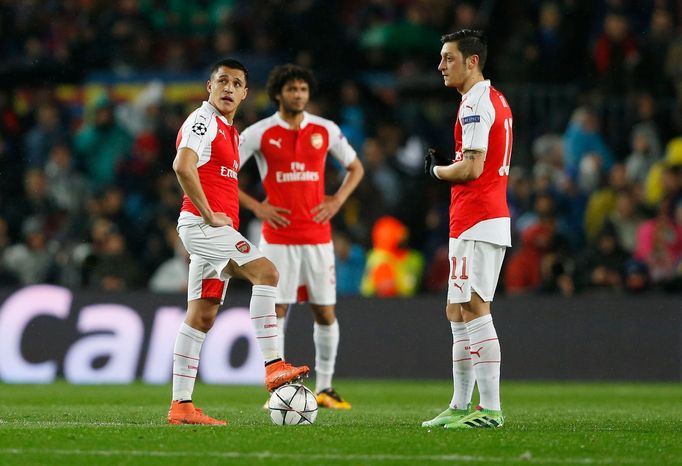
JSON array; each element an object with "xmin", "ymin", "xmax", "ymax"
[
  {"xmin": 240, "ymin": 112, "xmax": 357, "ymax": 244},
  {"xmin": 175, "ymin": 101, "xmax": 241, "ymax": 230},
  {"xmin": 450, "ymin": 80, "xmax": 512, "ymax": 246}
]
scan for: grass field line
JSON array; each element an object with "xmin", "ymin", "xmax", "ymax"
[
  {"xmin": 0, "ymin": 420, "xmax": 159, "ymax": 429},
  {"xmin": 0, "ymin": 447, "xmax": 646, "ymax": 464}
]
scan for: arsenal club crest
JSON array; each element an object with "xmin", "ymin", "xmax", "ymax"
[
  {"xmin": 310, "ymin": 133, "xmax": 323, "ymax": 149},
  {"xmin": 235, "ymin": 240, "xmax": 251, "ymax": 253}
]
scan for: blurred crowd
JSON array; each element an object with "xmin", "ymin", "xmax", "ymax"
[{"xmin": 0, "ymin": 0, "xmax": 681, "ymax": 296}]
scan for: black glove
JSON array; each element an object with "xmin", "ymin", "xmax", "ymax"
[{"xmin": 424, "ymin": 148, "xmax": 450, "ymax": 182}]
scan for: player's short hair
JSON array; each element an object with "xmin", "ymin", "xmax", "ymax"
[
  {"xmin": 209, "ymin": 58, "xmax": 249, "ymax": 83},
  {"xmin": 266, "ymin": 64, "xmax": 317, "ymax": 104},
  {"xmin": 441, "ymin": 29, "xmax": 488, "ymax": 71}
]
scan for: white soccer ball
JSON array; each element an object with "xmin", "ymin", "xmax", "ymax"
[{"xmin": 268, "ymin": 383, "xmax": 318, "ymax": 425}]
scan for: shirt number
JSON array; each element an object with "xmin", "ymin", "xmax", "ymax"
[{"xmin": 498, "ymin": 117, "xmax": 512, "ymax": 176}]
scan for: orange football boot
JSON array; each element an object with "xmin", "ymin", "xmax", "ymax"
[
  {"xmin": 264, "ymin": 360, "xmax": 310, "ymax": 391},
  {"xmin": 167, "ymin": 401, "xmax": 227, "ymax": 425}
]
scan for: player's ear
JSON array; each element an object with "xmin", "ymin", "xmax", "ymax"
[
  {"xmin": 468, "ymin": 54, "xmax": 480, "ymax": 70},
  {"xmin": 207, "ymin": 79, "xmax": 212, "ymax": 94}
]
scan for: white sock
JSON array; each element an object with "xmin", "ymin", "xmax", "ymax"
[
  {"xmin": 313, "ymin": 320, "xmax": 339, "ymax": 393},
  {"xmin": 449, "ymin": 321, "xmax": 475, "ymax": 410},
  {"xmin": 250, "ymin": 285, "xmax": 280, "ymax": 362},
  {"xmin": 172, "ymin": 323, "xmax": 206, "ymax": 401},
  {"xmin": 277, "ymin": 316, "xmax": 286, "ymax": 358},
  {"xmin": 466, "ymin": 314, "xmax": 501, "ymax": 411}
]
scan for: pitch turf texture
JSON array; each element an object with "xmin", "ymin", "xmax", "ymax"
[{"xmin": 1, "ymin": 381, "xmax": 681, "ymax": 465}]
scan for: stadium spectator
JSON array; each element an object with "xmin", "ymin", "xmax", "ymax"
[
  {"xmin": 89, "ymin": 229, "xmax": 142, "ymax": 291},
  {"xmin": 577, "ymin": 225, "xmax": 628, "ymax": 291},
  {"xmin": 361, "ymin": 215, "xmax": 423, "ymax": 297},
  {"xmin": 625, "ymin": 123, "xmax": 662, "ymax": 184},
  {"xmin": 605, "ymin": 188, "xmax": 644, "ymax": 254},
  {"xmin": 361, "ymin": 136, "xmax": 401, "ymax": 213},
  {"xmin": 1, "ymin": 216, "xmax": 57, "ymax": 285},
  {"xmin": 592, "ymin": 10, "xmax": 639, "ymax": 94},
  {"xmin": 563, "ymin": 107, "xmax": 614, "ymax": 187},
  {"xmin": 636, "ymin": 8, "xmax": 675, "ymax": 98},
  {"xmin": 74, "ymin": 95, "xmax": 132, "ymax": 188},
  {"xmin": 643, "ymin": 138, "xmax": 682, "ymax": 207},
  {"xmin": 3, "ymin": 168, "xmax": 64, "ymax": 243},
  {"xmin": 584, "ymin": 163, "xmax": 628, "ymax": 241},
  {"xmin": 525, "ymin": 2, "xmax": 572, "ymax": 83},
  {"xmin": 44, "ymin": 142, "xmax": 90, "ymax": 221},
  {"xmin": 333, "ymin": 230, "xmax": 365, "ymax": 296},
  {"xmin": 24, "ymin": 103, "xmax": 68, "ymax": 168},
  {"xmin": 149, "ymin": 234, "xmax": 189, "ymax": 293},
  {"xmin": 633, "ymin": 197, "xmax": 682, "ymax": 286}
]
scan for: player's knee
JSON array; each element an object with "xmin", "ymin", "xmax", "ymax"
[
  {"xmin": 255, "ymin": 262, "xmax": 279, "ymax": 286},
  {"xmin": 188, "ymin": 314, "xmax": 215, "ymax": 333}
]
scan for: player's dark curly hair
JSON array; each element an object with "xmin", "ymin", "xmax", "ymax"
[
  {"xmin": 441, "ymin": 29, "xmax": 488, "ymax": 71},
  {"xmin": 266, "ymin": 64, "xmax": 317, "ymax": 105},
  {"xmin": 209, "ymin": 58, "xmax": 249, "ymax": 83}
]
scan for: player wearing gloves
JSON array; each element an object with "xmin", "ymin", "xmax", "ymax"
[{"xmin": 422, "ymin": 30, "xmax": 512, "ymax": 429}]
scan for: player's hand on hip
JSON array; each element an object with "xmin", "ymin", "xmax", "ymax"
[
  {"xmin": 424, "ymin": 148, "xmax": 450, "ymax": 182},
  {"xmin": 311, "ymin": 195, "xmax": 341, "ymax": 223},
  {"xmin": 256, "ymin": 200, "xmax": 291, "ymax": 229},
  {"xmin": 205, "ymin": 212, "xmax": 234, "ymax": 228}
]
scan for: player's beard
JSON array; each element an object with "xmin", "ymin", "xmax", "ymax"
[{"xmin": 281, "ymin": 101, "xmax": 305, "ymax": 117}]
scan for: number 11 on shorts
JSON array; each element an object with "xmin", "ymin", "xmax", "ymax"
[{"xmin": 450, "ymin": 256, "xmax": 469, "ymax": 280}]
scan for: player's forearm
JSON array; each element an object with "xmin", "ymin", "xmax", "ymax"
[
  {"xmin": 238, "ymin": 189, "xmax": 262, "ymax": 213},
  {"xmin": 174, "ymin": 167, "xmax": 214, "ymax": 221},
  {"xmin": 435, "ymin": 151, "xmax": 483, "ymax": 183},
  {"xmin": 334, "ymin": 159, "xmax": 364, "ymax": 204}
]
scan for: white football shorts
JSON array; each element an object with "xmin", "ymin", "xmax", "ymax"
[
  {"xmin": 447, "ymin": 238, "xmax": 506, "ymax": 304},
  {"xmin": 259, "ymin": 239, "xmax": 336, "ymax": 305},
  {"xmin": 178, "ymin": 224, "xmax": 263, "ymax": 304}
]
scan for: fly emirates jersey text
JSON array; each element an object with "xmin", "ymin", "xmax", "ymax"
[{"xmin": 240, "ymin": 112, "xmax": 357, "ymax": 245}]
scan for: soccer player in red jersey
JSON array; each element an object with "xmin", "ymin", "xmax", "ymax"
[
  {"xmin": 239, "ymin": 64, "xmax": 364, "ymax": 409},
  {"xmin": 168, "ymin": 59, "xmax": 309, "ymax": 425},
  {"xmin": 422, "ymin": 30, "xmax": 512, "ymax": 429}
]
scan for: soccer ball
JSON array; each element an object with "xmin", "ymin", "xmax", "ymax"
[{"xmin": 268, "ymin": 383, "xmax": 318, "ymax": 425}]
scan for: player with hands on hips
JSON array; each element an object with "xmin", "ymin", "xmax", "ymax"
[
  {"xmin": 167, "ymin": 58, "xmax": 310, "ymax": 426},
  {"xmin": 421, "ymin": 30, "xmax": 512, "ymax": 430},
  {"xmin": 239, "ymin": 64, "xmax": 364, "ymax": 409}
]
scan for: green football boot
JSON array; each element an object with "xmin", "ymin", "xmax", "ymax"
[
  {"xmin": 421, "ymin": 405, "xmax": 470, "ymax": 427},
  {"xmin": 444, "ymin": 405, "xmax": 504, "ymax": 429}
]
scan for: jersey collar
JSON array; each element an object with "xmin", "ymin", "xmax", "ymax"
[
  {"xmin": 462, "ymin": 79, "xmax": 490, "ymax": 99},
  {"xmin": 274, "ymin": 111, "xmax": 310, "ymax": 129},
  {"xmin": 202, "ymin": 101, "xmax": 232, "ymax": 125}
]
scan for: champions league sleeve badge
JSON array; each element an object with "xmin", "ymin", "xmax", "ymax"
[{"xmin": 191, "ymin": 122, "xmax": 208, "ymax": 136}]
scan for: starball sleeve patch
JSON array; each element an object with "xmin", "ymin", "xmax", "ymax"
[{"xmin": 191, "ymin": 122, "xmax": 208, "ymax": 136}]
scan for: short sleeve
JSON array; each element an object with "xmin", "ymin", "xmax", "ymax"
[
  {"xmin": 178, "ymin": 111, "xmax": 215, "ymax": 158},
  {"xmin": 326, "ymin": 122, "xmax": 357, "ymax": 167},
  {"xmin": 238, "ymin": 125, "xmax": 260, "ymax": 167},
  {"xmin": 460, "ymin": 91, "xmax": 495, "ymax": 154}
]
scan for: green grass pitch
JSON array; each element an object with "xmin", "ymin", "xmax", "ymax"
[{"xmin": 1, "ymin": 380, "xmax": 681, "ymax": 465}]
